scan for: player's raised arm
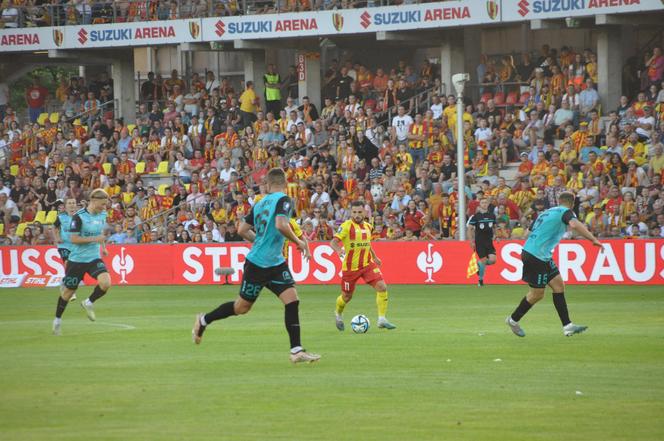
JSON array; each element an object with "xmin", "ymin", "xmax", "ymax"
[{"xmin": 568, "ymin": 218, "xmax": 604, "ymax": 252}]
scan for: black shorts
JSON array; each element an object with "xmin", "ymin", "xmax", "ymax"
[
  {"xmin": 58, "ymin": 248, "xmax": 71, "ymax": 263},
  {"xmin": 521, "ymin": 250, "xmax": 560, "ymax": 289},
  {"xmin": 239, "ymin": 259, "xmax": 295, "ymax": 302},
  {"xmin": 63, "ymin": 259, "xmax": 108, "ymax": 290},
  {"xmin": 475, "ymin": 240, "xmax": 496, "ymax": 259}
]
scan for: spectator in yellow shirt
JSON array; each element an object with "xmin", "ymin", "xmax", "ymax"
[{"xmin": 238, "ymin": 81, "xmax": 259, "ymax": 130}]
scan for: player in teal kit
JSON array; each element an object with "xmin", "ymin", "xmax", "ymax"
[
  {"xmin": 53, "ymin": 197, "xmax": 79, "ymax": 301},
  {"xmin": 192, "ymin": 168, "xmax": 320, "ymax": 363},
  {"xmin": 52, "ymin": 189, "xmax": 111, "ymax": 336},
  {"xmin": 506, "ymin": 191, "xmax": 604, "ymax": 337}
]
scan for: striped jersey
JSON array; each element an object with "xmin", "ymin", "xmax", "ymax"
[
  {"xmin": 335, "ymin": 220, "xmax": 374, "ymax": 272},
  {"xmin": 282, "ymin": 218, "xmax": 303, "ymax": 260}
]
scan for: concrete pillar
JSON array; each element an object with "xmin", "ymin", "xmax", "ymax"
[
  {"xmin": 297, "ymin": 52, "xmax": 321, "ymax": 108},
  {"xmin": 111, "ymin": 53, "xmax": 136, "ymax": 124},
  {"xmin": 597, "ymin": 27, "xmax": 622, "ymax": 113},
  {"xmin": 440, "ymin": 32, "xmax": 465, "ymax": 98},
  {"xmin": 463, "ymin": 28, "xmax": 482, "ymax": 101},
  {"xmin": 243, "ymin": 50, "xmax": 266, "ymax": 103}
]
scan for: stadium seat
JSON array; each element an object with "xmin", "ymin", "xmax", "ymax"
[
  {"xmin": 480, "ymin": 92, "xmax": 492, "ymax": 104},
  {"xmin": 102, "ymin": 163, "xmax": 112, "ymax": 175},
  {"xmin": 505, "ymin": 91, "xmax": 518, "ymax": 105},
  {"xmin": 10, "ymin": 164, "xmax": 19, "ymax": 176},
  {"xmin": 0, "ymin": 224, "xmax": 4, "ymax": 236},
  {"xmin": 37, "ymin": 113, "xmax": 49, "ymax": 125},
  {"xmin": 158, "ymin": 184, "xmax": 169, "ymax": 196},
  {"xmin": 135, "ymin": 162, "xmax": 146, "ymax": 174},
  {"xmin": 185, "ymin": 183, "xmax": 191, "ymax": 192},
  {"xmin": 127, "ymin": 124, "xmax": 136, "ymax": 134},
  {"xmin": 34, "ymin": 211, "xmax": 47, "ymax": 224},
  {"xmin": 49, "ymin": 113, "xmax": 60, "ymax": 124},
  {"xmin": 45, "ymin": 211, "xmax": 58, "ymax": 224},
  {"xmin": 493, "ymin": 92, "xmax": 505, "ymax": 106},
  {"xmin": 519, "ymin": 92, "xmax": 530, "ymax": 105},
  {"xmin": 16, "ymin": 223, "xmax": 28, "ymax": 237},
  {"xmin": 155, "ymin": 161, "xmax": 169, "ymax": 174}
]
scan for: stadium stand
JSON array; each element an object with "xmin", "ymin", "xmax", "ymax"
[{"xmin": 0, "ymin": 42, "xmax": 663, "ymax": 246}]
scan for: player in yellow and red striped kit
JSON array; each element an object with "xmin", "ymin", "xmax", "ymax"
[{"xmin": 330, "ymin": 201, "xmax": 396, "ymax": 331}]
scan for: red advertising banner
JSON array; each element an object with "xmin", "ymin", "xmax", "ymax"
[{"xmin": 1, "ymin": 240, "xmax": 663, "ymax": 287}]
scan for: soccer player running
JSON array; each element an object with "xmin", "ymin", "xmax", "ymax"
[
  {"xmin": 330, "ymin": 201, "xmax": 396, "ymax": 331},
  {"xmin": 52, "ymin": 189, "xmax": 111, "ymax": 335},
  {"xmin": 53, "ymin": 197, "xmax": 79, "ymax": 301},
  {"xmin": 506, "ymin": 191, "xmax": 604, "ymax": 337},
  {"xmin": 467, "ymin": 197, "xmax": 496, "ymax": 287},
  {"xmin": 192, "ymin": 168, "xmax": 320, "ymax": 364}
]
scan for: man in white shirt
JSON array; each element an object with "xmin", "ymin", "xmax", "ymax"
[
  {"xmin": 310, "ymin": 184, "xmax": 331, "ymax": 209},
  {"xmin": 84, "ymin": 131, "xmax": 104, "ymax": 156},
  {"xmin": 286, "ymin": 110, "xmax": 303, "ymax": 132},
  {"xmin": 390, "ymin": 187, "xmax": 411, "ymax": 213},
  {"xmin": 636, "ymin": 106, "xmax": 656, "ymax": 140},
  {"xmin": 160, "ymin": 127, "xmax": 178, "ymax": 150},
  {"xmin": 474, "ymin": 118, "xmax": 492, "ymax": 144},
  {"xmin": 218, "ymin": 158, "xmax": 236, "ymax": 183},
  {"xmin": 430, "ymin": 94, "xmax": 443, "ymax": 120},
  {"xmin": 1, "ymin": 3, "xmax": 19, "ymax": 28},
  {"xmin": 344, "ymin": 95, "xmax": 361, "ymax": 117},
  {"xmin": 283, "ymin": 97, "xmax": 298, "ymax": 116},
  {"xmin": 391, "ymin": 105, "xmax": 413, "ymax": 144}
]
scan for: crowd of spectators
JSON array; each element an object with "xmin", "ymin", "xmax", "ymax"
[{"xmin": 0, "ymin": 43, "xmax": 663, "ymax": 247}]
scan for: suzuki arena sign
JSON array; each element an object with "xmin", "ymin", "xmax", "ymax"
[
  {"xmin": 1, "ymin": 240, "xmax": 662, "ymax": 287},
  {"xmin": 503, "ymin": 0, "xmax": 664, "ymax": 21},
  {"xmin": 63, "ymin": 20, "xmax": 200, "ymax": 49}
]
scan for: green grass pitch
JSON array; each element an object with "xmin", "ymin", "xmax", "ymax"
[{"xmin": 0, "ymin": 284, "xmax": 662, "ymax": 441}]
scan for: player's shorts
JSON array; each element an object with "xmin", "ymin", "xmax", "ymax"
[
  {"xmin": 239, "ymin": 259, "xmax": 295, "ymax": 302},
  {"xmin": 341, "ymin": 262, "xmax": 384, "ymax": 295},
  {"xmin": 63, "ymin": 259, "xmax": 108, "ymax": 290},
  {"xmin": 57, "ymin": 248, "xmax": 71, "ymax": 263},
  {"xmin": 521, "ymin": 250, "xmax": 560, "ymax": 289},
  {"xmin": 475, "ymin": 240, "xmax": 496, "ymax": 259}
]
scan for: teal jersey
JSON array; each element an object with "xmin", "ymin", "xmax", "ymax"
[
  {"xmin": 68, "ymin": 208, "xmax": 108, "ymax": 263},
  {"xmin": 54, "ymin": 213, "xmax": 73, "ymax": 250},
  {"xmin": 245, "ymin": 192, "xmax": 292, "ymax": 268},
  {"xmin": 523, "ymin": 206, "xmax": 576, "ymax": 261}
]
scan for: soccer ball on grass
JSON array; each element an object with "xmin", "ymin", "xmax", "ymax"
[{"xmin": 350, "ymin": 314, "xmax": 370, "ymax": 334}]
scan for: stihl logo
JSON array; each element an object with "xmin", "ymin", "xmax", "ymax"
[
  {"xmin": 78, "ymin": 28, "xmax": 88, "ymax": 44},
  {"xmin": 518, "ymin": 0, "xmax": 530, "ymax": 16},
  {"xmin": 215, "ymin": 20, "xmax": 225, "ymax": 36},
  {"xmin": 360, "ymin": 11, "xmax": 371, "ymax": 29},
  {"xmin": 23, "ymin": 276, "xmax": 48, "ymax": 287}
]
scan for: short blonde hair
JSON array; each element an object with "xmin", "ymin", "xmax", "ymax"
[
  {"xmin": 89, "ymin": 188, "xmax": 110, "ymax": 200},
  {"xmin": 266, "ymin": 168, "xmax": 286, "ymax": 187}
]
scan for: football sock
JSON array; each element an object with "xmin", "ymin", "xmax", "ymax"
[
  {"xmin": 55, "ymin": 296, "xmax": 68, "ymax": 319},
  {"xmin": 335, "ymin": 295, "xmax": 346, "ymax": 316},
  {"xmin": 204, "ymin": 301, "xmax": 236, "ymax": 325},
  {"xmin": 552, "ymin": 292, "xmax": 571, "ymax": 326},
  {"xmin": 284, "ymin": 300, "xmax": 301, "ymax": 350},
  {"xmin": 88, "ymin": 285, "xmax": 107, "ymax": 304},
  {"xmin": 478, "ymin": 261, "xmax": 486, "ymax": 280},
  {"xmin": 376, "ymin": 291, "xmax": 388, "ymax": 318},
  {"xmin": 510, "ymin": 296, "xmax": 533, "ymax": 322}
]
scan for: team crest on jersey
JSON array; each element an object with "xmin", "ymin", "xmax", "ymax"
[
  {"xmin": 479, "ymin": 223, "xmax": 485, "ymax": 229},
  {"xmin": 486, "ymin": 0, "xmax": 499, "ymax": 20}
]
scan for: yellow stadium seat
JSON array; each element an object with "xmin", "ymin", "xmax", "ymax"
[
  {"xmin": 10, "ymin": 165, "xmax": 19, "ymax": 176},
  {"xmin": 0, "ymin": 224, "xmax": 4, "ymax": 236},
  {"xmin": 185, "ymin": 183, "xmax": 191, "ymax": 192},
  {"xmin": 135, "ymin": 162, "xmax": 146, "ymax": 174},
  {"xmin": 49, "ymin": 113, "xmax": 60, "ymax": 124},
  {"xmin": 34, "ymin": 211, "xmax": 47, "ymax": 224},
  {"xmin": 73, "ymin": 119, "xmax": 82, "ymax": 126},
  {"xmin": 102, "ymin": 163, "xmax": 112, "ymax": 175},
  {"xmin": 158, "ymin": 184, "xmax": 169, "ymax": 196},
  {"xmin": 45, "ymin": 211, "xmax": 58, "ymax": 224},
  {"xmin": 37, "ymin": 112, "xmax": 49, "ymax": 125},
  {"xmin": 127, "ymin": 124, "xmax": 136, "ymax": 133},
  {"xmin": 16, "ymin": 223, "xmax": 28, "ymax": 237},
  {"xmin": 155, "ymin": 161, "xmax": 169, "ymax": 174}
]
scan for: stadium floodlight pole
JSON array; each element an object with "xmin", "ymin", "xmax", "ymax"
[{"xmin": 452, "ymin": 73, "xmax": 470, "ymax": 241}]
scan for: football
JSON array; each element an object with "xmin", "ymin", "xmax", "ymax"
[{"xmin": 350, "ymin": 314, "xmax": 370, "ymax": 334}]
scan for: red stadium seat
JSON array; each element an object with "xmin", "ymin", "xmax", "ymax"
[
  {"xmin": 480, "ymin": 92, "xmax": 492, "ymax": 104},
  {"xmin": 493, "ymin": 92, "xmax": 505, "ymax": 106},
  {"xmin": 519, "ymin": 92, "xmax": 530, "ymax": 105},
  {"xmin": 505, "ymin": 91, "xmax": 518, "ymax": 105}
]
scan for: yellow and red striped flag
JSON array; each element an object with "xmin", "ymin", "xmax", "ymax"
[{"xmin": 466, "ymin": 252, "xmax": 479, "ymax": 278}]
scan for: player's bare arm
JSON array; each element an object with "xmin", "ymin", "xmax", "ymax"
[
  {"xmin": 330, "ymin": 237, "xmax": 345, "ymax": 260},
  {"xmin": 467, "ymin": 224, "xmax": 475, "ymax": 250},
  {"xmin": 276, "ymin": 216, "xmax": 310, "ymax": 260},
  {"xmin": 238, "ymin": 221, "xmax": 256, "ymax": 243},
  {"xmin": 69, "ymin": 233, "xmax": 106, "ymax": 244},
  {"xmin": 370, "ymin": 247, "xmax": 381, "ymax": 267},
  {"xmin": 569, "ymin": 218, "xmax": 604, "ymax": 252}
]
